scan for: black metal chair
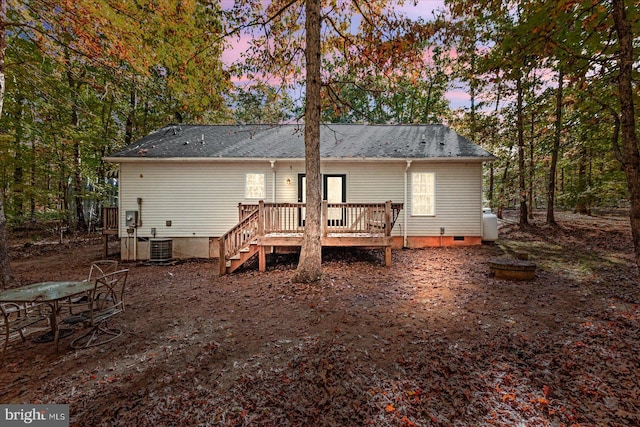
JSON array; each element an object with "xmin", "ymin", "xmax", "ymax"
[{"xmin": 69, "ymin": 269, "xmax": 129, "ymax": 349}]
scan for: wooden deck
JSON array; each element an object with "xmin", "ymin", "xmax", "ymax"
[
  {"xmin": 101, "ymin": 202, "xmax": 404, "ymax": 272},
  {"xmin": 219, "ymin": 201, "xmax": 403, "ymax": 275}
]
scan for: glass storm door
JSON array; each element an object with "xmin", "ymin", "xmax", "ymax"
[
  {"xmin": 298, "ymin": 174, "xmax": 306, "ymax": 227},
  {"xmin": 298, "ymin": 174, "xmax": 346, "ymax": 227},
  {"xmin": 324, "ymin": 175, "xmax": 346, "ymax": 227}
]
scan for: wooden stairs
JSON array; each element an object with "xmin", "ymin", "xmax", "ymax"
[{"xmin": 225, "ymin": 240, "xmax": 260, "ymax": 273}]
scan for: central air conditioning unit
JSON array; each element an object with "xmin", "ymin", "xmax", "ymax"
[{"xmin": 149, "ymin": 238, "xmax": 172, "ymax": 262}]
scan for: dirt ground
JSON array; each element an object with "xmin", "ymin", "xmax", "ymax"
[{"xmin": 1, "ymin": 210, "xmax": 638, "ymax": 426}]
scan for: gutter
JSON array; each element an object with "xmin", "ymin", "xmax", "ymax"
[
  {"xmin": 269, "ymin": 160, "xmax": 276, "ymax": 202},
  {"xmin": 404, "ymin": 160, "xmax": 412, "ymax": 248},
  {"xmin": 103, "ymin": 156, "xmax": 497, "ymax": 163}
]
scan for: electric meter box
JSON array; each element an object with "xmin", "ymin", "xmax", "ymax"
[{"xmin": 125, "ymin": 210, "xmax": 139, "ymax": 227}]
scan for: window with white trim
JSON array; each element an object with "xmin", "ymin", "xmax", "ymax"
[
  {"xmin": 245, "ymin": 173, "xmax": 265, "ymax": 199},
  {"xmin": 411, "ymin": 172, "xmax": 435, "ymax": 216}
]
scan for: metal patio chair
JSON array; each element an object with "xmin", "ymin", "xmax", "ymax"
[
  {"xmin": 1, "ymin": 302, "xmax": 50, "ymax": 362},
  {"xmin": 64, "ymin": 260, "xmax": 120, "ymax": 317},
  {"xmin": 69, "ymin": 269, "xmax": 129, "ymax": 349}
]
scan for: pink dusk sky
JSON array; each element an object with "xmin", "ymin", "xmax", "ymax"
[{"xmin": 220, "ymin": 0, "xmax": 472, "ymax": 110}]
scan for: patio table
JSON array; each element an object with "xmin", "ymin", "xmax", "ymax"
[{"xmin": 0, "ymin": 281, "xmax": 95, "ymax": 347}]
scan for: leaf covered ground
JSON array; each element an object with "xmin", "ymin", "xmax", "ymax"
[{"xmin": 1, "ymin": 210, "xmax": 639, "ymax": 426}]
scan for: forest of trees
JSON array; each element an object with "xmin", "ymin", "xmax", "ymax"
[{"xmin": 0, "ymin": 0, "xmax": 638, "ymax": 282}]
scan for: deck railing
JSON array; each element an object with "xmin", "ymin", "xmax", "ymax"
[
  {"xmin": 220, "ymin": 208, "xmax": 260, "ymax": 259},
  {"xmin": 221, "ymin": 201, "xmax": 402, "ymax": 274},
  {"xmin": 102, "ymin": 206, "xmax": 119, "ymax": 234},
  {"xmin": 237, "ymin": 201, "xmax": 403, "ymax": 236}
]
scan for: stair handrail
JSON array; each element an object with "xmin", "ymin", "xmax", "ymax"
[{"xmin": 218, "ymin": 207, "xmax": 261, "ymax": 275}]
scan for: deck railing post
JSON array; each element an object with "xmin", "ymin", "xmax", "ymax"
[
  {"xmin": 258, "ymin": 200, "xmax": 265, "ymax": 236},
  {"xmin": 322, "ymin": 201, "xmax": 328, "ymax": 237},
  {"xmin": 385, "ymin": 200, "xmax": 392, "ymax": 236}
]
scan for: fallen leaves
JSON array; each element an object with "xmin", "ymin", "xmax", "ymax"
[{"xmin": 2, "ymin": 211, "xmax": 639, "ymax": 426}]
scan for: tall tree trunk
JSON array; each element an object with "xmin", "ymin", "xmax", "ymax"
[
  {"xmin": 546, "ymin": 67, "xmax": 563, "ymax": 225},
  {"xmin": 0, "ymin": 0, "xmax": 14, "ymax": 288},
  {"xmin": 516, "ymin": 70, "xmax": 528, "ymax": 225},
  {"xmin": 292, "ymin": 0, "xmax": 322, "ymax": 283},
  {"xmin": 497, "ymin": 155, "xmax": 510, "ymax": 219},
  {"xmin": 73, "ymin": 140, "xmax": 86, "ymax": 231},
  {"xmin": 575, "ymin": 145, "xmax": 590, "ymax": 214},
  {"xmin": 13, "ymin": 97, "xmax": 25, "ymax": 218},
  {"xmin": 30, "ymin": 138, "xmax": 36, "ymax": 218},
  {"xmin": 0, "ymin": 196, "xmax": 10, "ymax": 288},
  {"xmin": 125, "ymin": 88, "xmax": 136, "ymax": 146},
  {"xmin": 489, "ymin": 89, "xmax": 501, "ymax": 211},
  {"xmin": 469, "ymin": 49, "xmax": 476, "ymax": 139},
  {"xmin": 67, "ymin": 64, "xmax": 87, "ymax": 232},
  {"xmin": 612, "ymin": 0, "xmax": 640, "ymax": 271},
  {"xmin": 528, "ymin": 107, "xmax": 535, "ymax": 219},
  {"xmin": 489, "ymin": 163, "xmax": 494, "ymax": 210}
]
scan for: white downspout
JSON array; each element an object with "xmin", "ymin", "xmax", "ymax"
[
  {"xmin": 404, "ymin": 160, "xmax": 412, "ymax": 247},
  {"xmin": 270, "ymin": 160, "xmax": 276, "ymax": 202}
]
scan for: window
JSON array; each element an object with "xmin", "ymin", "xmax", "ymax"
[
  {"xmin": 411, "ymin": 172, "xmax": 435, "ymax": 216},
  {"xmin": 245, "ymin": 173, "xmax": 265, "ymax": 199}
]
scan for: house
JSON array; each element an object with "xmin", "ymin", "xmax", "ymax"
[{"xmin": 104, "ymin": 123, "xmax": 496, "ymax": 273}]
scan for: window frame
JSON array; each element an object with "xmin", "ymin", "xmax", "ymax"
[
  {"xmin": 411, "ymin": 172, "xmax": 436, "ymax": 216},
  {"xmin": 245, "ymin": 173, "xmax": 266, "ymax": 199}
]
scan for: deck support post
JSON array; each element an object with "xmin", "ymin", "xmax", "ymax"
[
  {"xmin": 385, "ymin": 246, "xmax": 392, "ymax": 266},
  {"xmin": 259, "ymin": 246, "xmax": 266, "ymax": 272},
  {"xmin": 218, "ymin": 238, "xmax": 226, "ymax": 275}
]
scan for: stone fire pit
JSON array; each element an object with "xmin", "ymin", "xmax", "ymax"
[{"xmin": 489, "ymin": 258, "xmax": 537, "ymax": 281}]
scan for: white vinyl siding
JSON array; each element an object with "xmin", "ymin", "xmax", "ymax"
[
  {"xmin": 405, "ymin": 163, "xmax": 483, "ymax": 236},
  {"xmin": 119, "ymin": 161, "xmax": 273, "ymax": 237},
  {"xmin": 245, "ymin": 173, "xmax": 265, "ymax": 199},
  {"xmin": 411, "ymin": 172, "xmax": 435, "ymax": 216},
  {"xmin": 321, "ymin": 162, "xmax": 404, "ymax": 204},
  {"xmin": 118, "ymin": 159, "xmax": 483, "ymax": 240}
]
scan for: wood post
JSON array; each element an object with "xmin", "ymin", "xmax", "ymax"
[
  {"xmin": 259, "ymin": 246, "xmax": 266, "ymax": 272},
  {"xmin": 218, "ymin": 237, "xmax": 226, "ymax": 276},
  {"xmin": 385, "ymin": 200, "xmax": 391, "ymax": 236},
  {"xmin": 258, "ymin": 200, "xmax": 265, "ymax": 236},
  {"xmin": 385, "ymin": 246, "xmax": 392, "ymax": 267},
  {"xmin": 322, "ymin": 201, "xmax": 328, "ymax": 237}
]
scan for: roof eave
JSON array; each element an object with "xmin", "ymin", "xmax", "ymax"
[{"xmin": 104, "ymin": 156, "xmax": 496, "ymax": 163}]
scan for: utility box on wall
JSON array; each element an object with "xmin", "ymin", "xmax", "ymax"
[{"xmin": 125, "ymin": 210, "xmax": 139, "ymax": 227}]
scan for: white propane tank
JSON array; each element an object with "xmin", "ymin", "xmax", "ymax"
[{"xmin": 482, "ymin": 208, "xmax": 498, "ymax": 242}]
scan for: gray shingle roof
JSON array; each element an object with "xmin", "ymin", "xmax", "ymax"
[{"xmin": 106, "ymin": 124, "xmax": 495, "ymax": 161}]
